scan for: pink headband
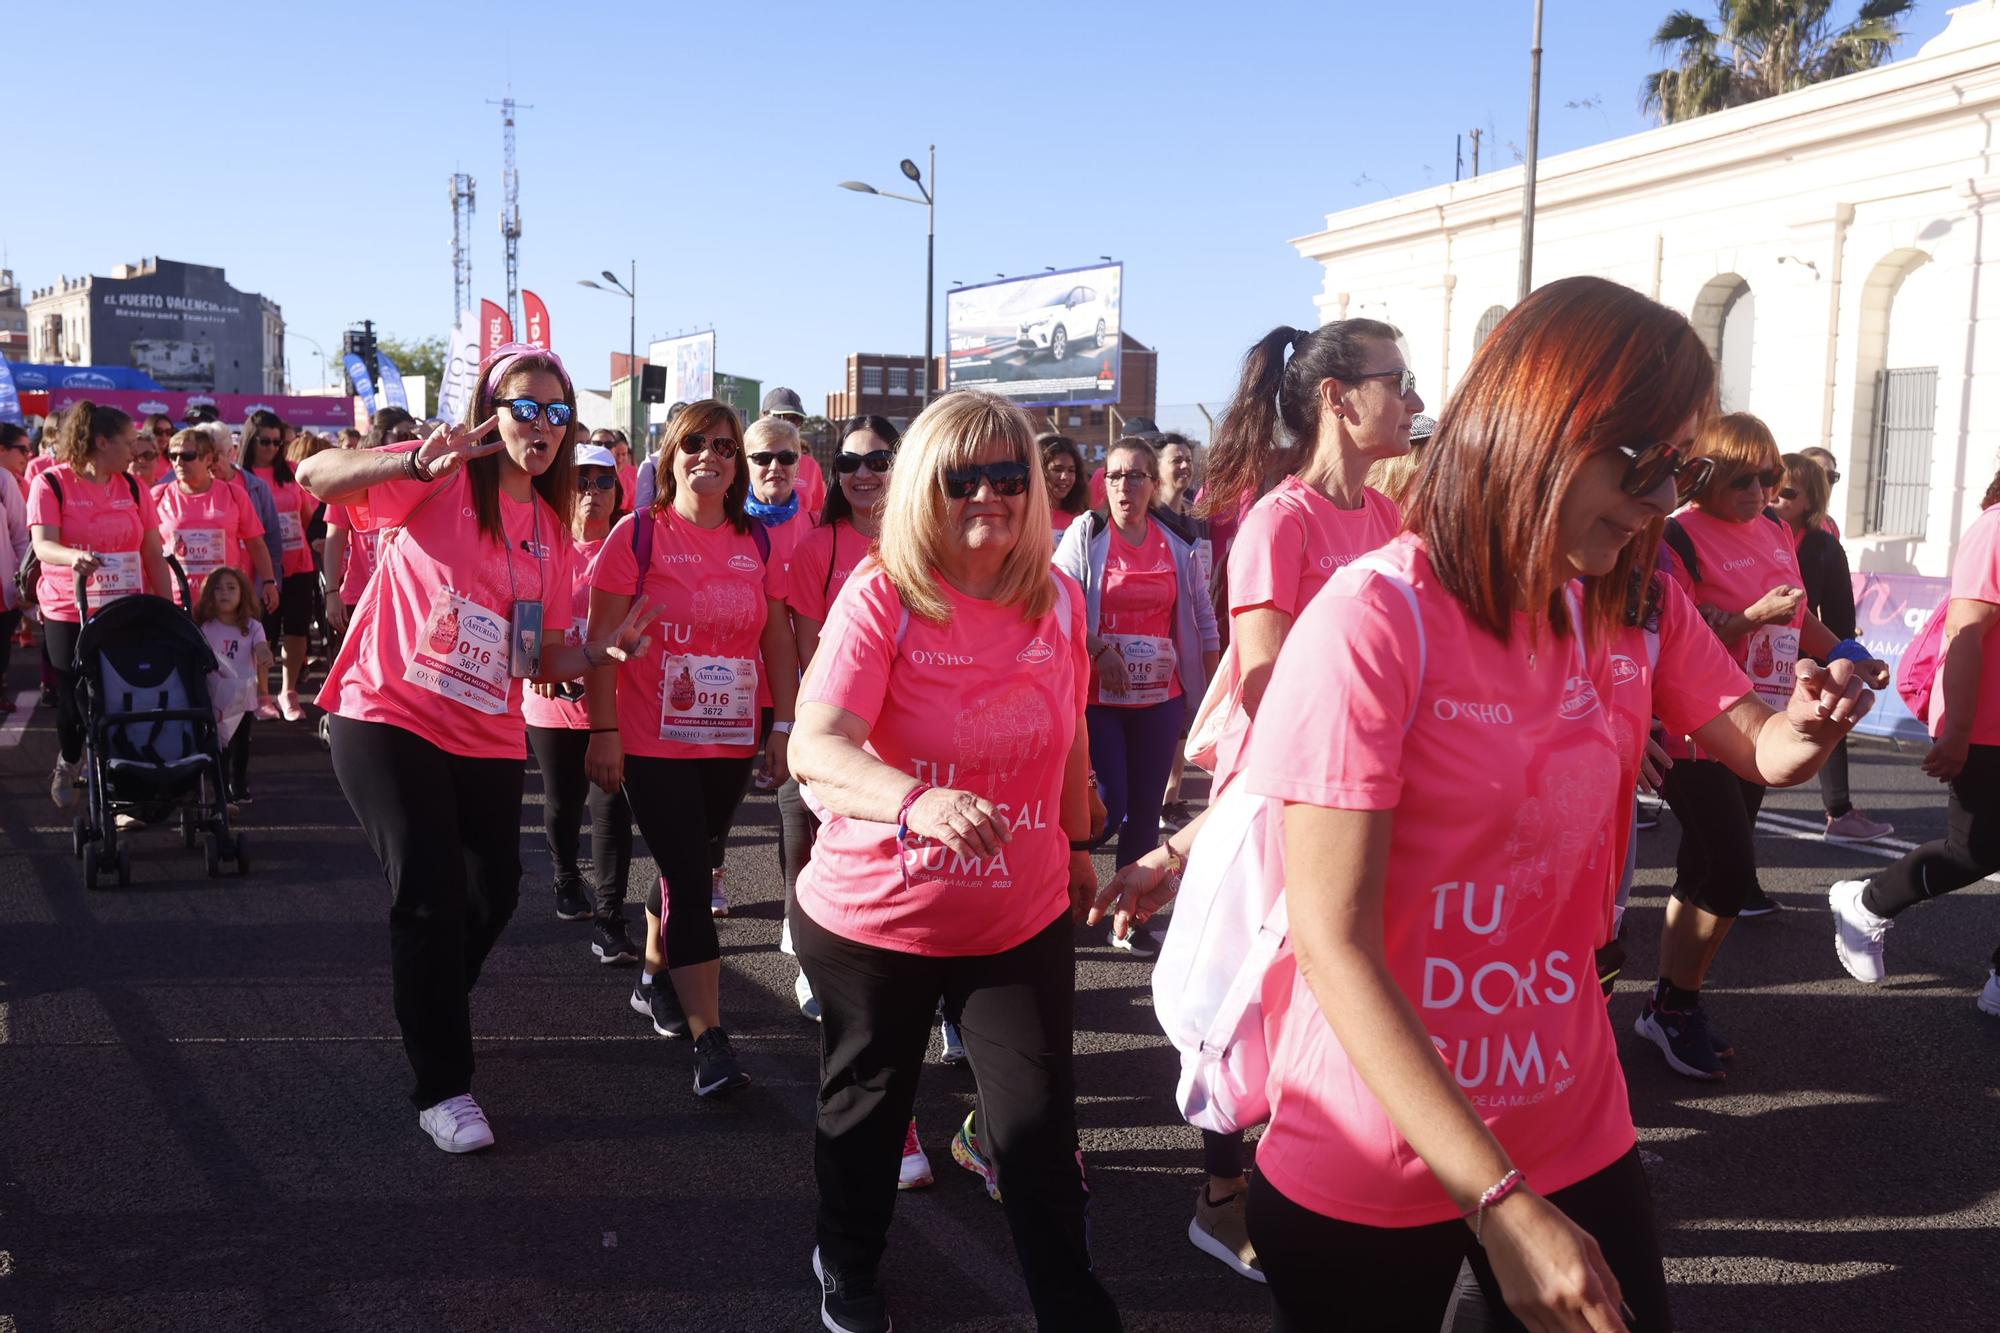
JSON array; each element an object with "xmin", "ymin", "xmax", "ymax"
[{"xmin": 479, "ymin": 342, "xmax": 572, "ymax": 402}]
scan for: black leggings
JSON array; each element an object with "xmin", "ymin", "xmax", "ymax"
[
  {"xmin": 262, "ymin": 569, "xmax": 316, "ymax": 642},
  {"xmin": 1818, "ymin": 736, "xmax": 1852, "ymax": 818},
  {"xmin": 224, "ymin": 714, "xmax": 253, "ymax": 799},
  {"xmin": 623, "ymin": 752, "xmax": 754, "ymax": 968},
  {"xmin": 526, "ymin": 723, "xmax": 635, "ymax": 921},
  {"xmin": 706, "ymin": 706, "xmax": 775, "ymax": 872},
  {"xmin": 1661, "ymin": 758, "xmax": 1765, "ymax": 918},
  {"xmin": 329, "ymin": 715, "xmax": 525, "ymax": 1109},
  {"xmin": 795, "ymin": 905, "xmax": 1121, "ymax": 1330},
  {"xmin": 1864, "ymin": 743, "xmax": 2000, "ymax": 968},
  {"xmin": 1249, "ymin": 1148, "xmax": 1671, "ymax": 1333},
  {"xmin": 0, "ymin": 609, "xmax": 19, "ymax": 679},
  {"xmin": 777, "ymin": 776, "xmax": 820, "ymax": 935},
  {"xmin": 44, "ymin": 617, "xmax": 83, "ymax": 762}
]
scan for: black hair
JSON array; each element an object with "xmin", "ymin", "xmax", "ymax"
[
  {"xmin": 822, "ymin": 414, "xmax": 902, "ymax": 527},
  {"xmin": 243, "ymin": 409, "xmax": 293, "ymax": 485},
  {"xmin": 364, "ymin": 406, "xmax": 417, "ymax": 449},
  {"xmin": 1037, "ymin": 432, "xmax": 1089, "ymax": 516},
  {"xmin": 1199, "ymin": 319, "xmax": 1401, "ymax": 519},
  {"xmin": 0, "ymin": 423, "xmax": 26, "ymax": 450}
]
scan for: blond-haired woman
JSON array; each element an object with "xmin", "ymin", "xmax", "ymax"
[{"xmin": 790, "ymin": 391, "xmax": 1118, "ymax": 1332}]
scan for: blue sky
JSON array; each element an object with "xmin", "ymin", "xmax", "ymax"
[{"xmin": 8, "ymin": 1, "xmax": 1951, "ymax": 434}]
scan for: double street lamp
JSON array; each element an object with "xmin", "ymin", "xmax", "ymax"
[
  {"xmin": 578, "ymin": 263, "xmax": 639, "ymax": 448},
  {"xmin": 840, "ymin": 146, "xmax": 935, "ymax": 405}
]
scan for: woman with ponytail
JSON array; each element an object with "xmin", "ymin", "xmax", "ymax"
[{"xmin": 27, "ymin": 400, "xmax": 174, "ymax": 806}]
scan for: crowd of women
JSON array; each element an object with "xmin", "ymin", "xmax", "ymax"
[{"xmin": 13, "ymin": 270, "xmax": 2000, "ymax": 1332}]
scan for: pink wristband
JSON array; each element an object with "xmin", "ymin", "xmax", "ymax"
[{"xmin": 896, "ymin": 783, "xmax": 934, "ymax": 840}]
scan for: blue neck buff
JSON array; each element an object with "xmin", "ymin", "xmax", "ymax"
[{"xmin": 744, "ymin": 490, "xmax": 801, "ymax": 526}]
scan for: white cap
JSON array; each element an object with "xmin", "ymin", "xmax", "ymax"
[{"xmin": 573, "ymin": 443, "xmax": 617, "ymax": 469}]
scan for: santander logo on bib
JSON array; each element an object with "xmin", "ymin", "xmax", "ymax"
[
  {"xmin": 727, "ymin": 553, "xmax": 759, "ymax": 573},
  {"xmin": 1016, "ymin": 637, "xmax": 1054, "ymax": 665},
  {"xmin": 1559, "ymin": 675, "xmax": 1602, "ymax": 719}
]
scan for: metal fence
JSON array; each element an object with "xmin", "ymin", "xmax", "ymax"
[{"xmin": 1867, "ymin": 366, "xmax": 1938, "ymax": 537}]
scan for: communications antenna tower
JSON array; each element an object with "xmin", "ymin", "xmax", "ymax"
[
  {"xmin": 448, "ymin": 172, "xmax": 477, "ymax": 321},
  {"xmin": 487, "ymin": 92, "xmax": 532, "ymax": 327}
]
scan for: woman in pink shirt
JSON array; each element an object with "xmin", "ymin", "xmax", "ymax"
[
  {"xmin": 583, "ymin": 400, "xmax": 799, "ymax": 1100},
  {"xmin": 1829, "ymin": 463, "xmax": 2000, "ymax": 1010},
  {"xmin": 1097, "ymin": 279, "xmax": 1878, "ymax": 1330},
  {"xmin": 28, "ymin": 401, "xmax": 175, "ymax": 806},
  {"xmin": 789, "ymin": 391, "xmax": 1117, "ymax": 1332},
  {"xmin": 299, "ymin": 345, "xmax": 649, "ymax": 1156},
  {"xmin": 323, "ymin": 409, "xmax": 421, "ymax": 638},
  {"xmin": 154, "ymin": 428, "xmax": 273, "ymax": 604},
  {"xmin": 245, "ymin": 412, "xmax": 317, "ymax": 720},
  {"xmin": 1039, "ymin": 432, "xmax": 1088, "ymax": 540}
]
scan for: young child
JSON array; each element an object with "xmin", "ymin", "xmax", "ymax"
[{"xmin": 194, "ymin": 567, "xmax": 271, "ymax": 809}]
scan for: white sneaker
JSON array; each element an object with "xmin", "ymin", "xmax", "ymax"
[
  {"xmin": 794, "ymin": 968, "xmax": 821, "ymax": 1022},
  {"xmin": 779, "ymin": 915, "xmax": 795, "ymax": 957},
  {"xmin": 417, "ymin": 1093, "xmax": 495, "ymax": 1153},
  {"xmin": 1979, "ymin": 970, "xmax": 2000, "ymax": 1017},
  {"xmin": 1830, "ymin": 879, "xmax": 1892, "ymax": 983},
  {"xmin": 709, "ymin": 867, "xmax": 729, "ymax": 917},
  {"xmin": 1824, "ymin": 810, "xmax": 1896, "ymax": 844},
  {"xmin": 50, "ymin": 756, "xmax": 80, "ymax": 809},
  {"xmin": 898, "ymin": 1119, "xmax": 934, "ymax": 1190}
]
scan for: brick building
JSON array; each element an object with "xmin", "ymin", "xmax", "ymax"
[{"xmin": 824, "ymin": 352, "xmax": 930, "ymax": 430}]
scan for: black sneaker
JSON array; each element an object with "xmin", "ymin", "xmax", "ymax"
[
  {"xmin": 630, "ymin": 977, "xmax": 689, "ymax": 1038},
  {"xmin": 1109, "ymin": 919, "xmax": 1161, "ymax": 958},
  {"xmin": 1634, "ymin": 802, "xmax": 1661, "ymax": 831},
  {"xmin": 1737, "ymin": 885, "xmax": 1782, "ymax": 918},
  {"xmin": 1633, "ymin": 998, "xmax": 1726, "ymax": 1080},
  {"xmin": 692, "ymin": 1026, "xmax": 750, "ymax": 1097},
  {"xmin": 592, "ymin": 918, "xmax": 638, "ymax": 965},
  {"xmin": 813, "ymin": 1247, "xmax": 891, "ymax": 1333},
  {"xmin": 554, "ymin": 878, "xmax": 592, "ymax": 921},
  {"xmin": 1160, "ymin": 801, "xmax": 1194, "ymax": 832}
]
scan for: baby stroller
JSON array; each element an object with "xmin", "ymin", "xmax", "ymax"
[{"xmin": 68, "ymin": 565, "xmax": 247, "ymax": 887}]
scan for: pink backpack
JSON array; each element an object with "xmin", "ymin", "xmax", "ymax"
[{"xmin": 1895, "ymin": 598, "xmax": 1950, "ymax": 726}]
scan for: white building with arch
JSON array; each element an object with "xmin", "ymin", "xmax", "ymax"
[{"xmin": 1291, "ymin": 0, "xmax": 2000, "ymax": 575}]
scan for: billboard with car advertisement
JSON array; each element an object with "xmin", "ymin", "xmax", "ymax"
[
  {"xmin": 946, "ymin": 263, "xmax": 1121, "ymax": 407},
  {"xmin": 646, "ymin": 331, "xmax": 716, "ymax": 426}
]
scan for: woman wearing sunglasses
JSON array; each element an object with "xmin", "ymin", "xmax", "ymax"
[
  {"xmin": 524, "ymin": 443, "xmax": 640, "ymax": 966},
  {"xmin": 299, "ymin": 345, "xmax": 650, "ymax": 1154},
  {"xmin": 1096, "ymin": 278, "xmax": 1875, "ymax": 1330},
  {"xmin": 152, "ymin": 427, "xmax": 274, "ymax": 605},
  {"xmin": 323, "ymin": 409, "xmax": 421, "ymax": 637},
  {"xmin": 789, "ymin": 392, "xmax": 1118, "ymax": 1333},
  {"xmin": 584, "ymin": 400, "xmax": 799, "ymax": 1099},
  {"xmin": 1633, "ymin": 413, "xmax": 1891, "ymax": 1082}
]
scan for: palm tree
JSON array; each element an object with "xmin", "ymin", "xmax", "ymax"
[{"xmin": 1643, "ymin": 0, "xmax": 1916, "ymax": 124}]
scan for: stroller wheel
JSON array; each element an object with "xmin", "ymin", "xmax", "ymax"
[
  {"xmin": 202, "ymin": 832, "xmax": 222, "ymax": 878},
  {"xmin": 232, "ymin": 834, "xmax": 250, "ymax": 876},
  {"xmin": 72, "ymin": 817, "xmax": 87, "ymax": 859},
  {"xmin": 316, "ymin": 714, "xmax": 332, "ymax": 751},
  {"xmin": 81, "ymin": 841, "xmax": 103, "ymax": 890},
  {"xmin": 180, "ymin": 808, "xmax": 198, "ymax": 850},
  {"xmin": 115, "ymin": 842, "xmax": 132, "ymax": 887}
]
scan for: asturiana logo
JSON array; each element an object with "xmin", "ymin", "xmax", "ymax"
[
  {"xmin": 694, "ymin": 663, "xmax": 736, "ymax": 687},
  {"xmin": 465, "ymin": 614, "xmax": 503, "ymax": 645},
  {"xmin": 727, "ymin": 553, "xmax": 759, "ymax": 573},
  {"xmin": 1609, "ymin": 655, "xmax": 1640, "ymax": 687},
  {"xmin": 1016, "ymin": 637, "xmax": 1054, "ymax": 665},
  {"xmin": 1559, "ymin": 675, "xmax": 1602, "ymax": 720}
]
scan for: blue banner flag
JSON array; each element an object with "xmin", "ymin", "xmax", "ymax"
[
  {"xmin": 0, "ymin": 356, "xmax": 21, "ymax": 426},
  {"xmin": 376, "ymin": 354, "xmax": 410, "ymax": 411},
  {"xmin": 342, "ymin": 352, "xmax": 377, "ymax": 411}
]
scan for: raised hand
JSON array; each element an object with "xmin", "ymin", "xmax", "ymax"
[
  {"xmin": 585, "ymin": 595, "xmax": 654, "ymax": 668},
  {"xmin": 414, "ymin": 415, "xmax": 503, "ymax": 481},
  {"xmin": 1789, "ymin": 659, "xmax": 1875, "ymax": 737},
  {"xmin": 907, "ymin": 787, "xmax": 1013, "ymax": 860}
]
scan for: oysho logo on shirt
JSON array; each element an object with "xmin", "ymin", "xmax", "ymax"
[
  {"xmin": 658, "ymin": 552, "xmax": 701, "ymax": 565},
  {"xmin": 1433, "ymin": 699, "xmax": 1514, "ymax": 724},
  {"xmin": 1016, "ymin": 637, "xmax": 1054, "ymax": 665},
  {"xmin": 910, "ymin": 649, "xmax": 976, "ymax": 667},
  {"xmin": 727, "ymin": 553, "xmax": 760, "ymax": 573},
  {"xmin": 1719, "ymin": 555, "xmax": 1754, "ymax": 572},
  {"xmin": 1316, "ymin": 552, "xmax": 1362, "ymax": 572},
  {"xmin": 1559, "ymin": 675, "xmax": 1602, "ymax": 720}
]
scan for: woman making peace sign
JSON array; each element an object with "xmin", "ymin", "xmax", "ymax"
[{"xmin": 298, "ymin": 344, "xmax": 651, "ymax": 1155}]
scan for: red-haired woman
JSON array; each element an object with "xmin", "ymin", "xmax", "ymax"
[
  {"xmin": 1097, "ymin": 277, "xmax": 1876, "ymax": 1330},
  {"xmin": 299, "ymin": 345, "xmax": 650, "ymax": 1155}
]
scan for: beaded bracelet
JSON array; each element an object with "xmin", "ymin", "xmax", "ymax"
[{"xmin": 1468, "ymin": 1168, "xmax": 1525, "ymax": 1245}]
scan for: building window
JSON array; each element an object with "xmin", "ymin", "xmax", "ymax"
[
  {"xmin": 861, "ymin": 366, "xmax": 883, "ymax": 394},
  {"xmin": 887, "ymin": 367, "xmax": 909, "ymax": 395},
  {"xmin": 913, "ymin": 367, "xmax": 926, "ymax": 397},
  {"xmin": 1473, "ymin": 305, "xmax": 1508, "ymax": 351},
  {"xmin": 1868, "ymin": 366, "xmax": 1938, "ymax": 538}
]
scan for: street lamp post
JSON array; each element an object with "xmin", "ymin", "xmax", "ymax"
[
  {"xmin": 840, "ymin": 144, "xmax": 935, "ymax": 404},
  {"xmin": 579, "ymin": 262, "xmax": 638, "ymax": 449},
  {"xmin": 286, "ymin": 331, "xmax": 327, "ymax": 395},
  {"xmin": 1519, "ymin": 0, "xmax": 1545, "ymax": 302}
]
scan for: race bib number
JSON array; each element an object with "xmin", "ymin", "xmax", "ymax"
[
  {"xmin": 172, "ymin": 527, "xmax": 228, "ymax": 575},
  {"xmin": 403, "ymin": 588, "xmax": 512, "ymax": 715},
  {"xmin": 1101, "ymin": 633, "xmax": 1177, "ymax": 706},
  {"xmin": 659, "ymin": 654, "xmax": 757, "ymax": 747},
  {"xmin": 276, "ymin": 510, "xmax": 305, "ymax": 553},
  {"xmin": 86, "ymin": 551, "xmax": 143, "ymax": 608},
  {"xmin": 1193, "ymin": 538, "xmax": 1214, "ymax": 594},
  {"xmin": 1745, "ymin": 623, "xmax": 1800, "ymax": 711}
]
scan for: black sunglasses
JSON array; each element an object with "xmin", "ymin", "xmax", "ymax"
[
  {"xmin": 497, "ymin": 397, "xmax": 575, "ymax": 427},
  {"xmin": 678, "ymin": 433, "xmax": 738, "ymax": 459},
  {"xmin": 1616, "ymin": 442, "xmax": 1713, "ymax": 504},
  {"xmin": 835, "ymin": 449, "xmax": 894, "ymax": 475},
  {"xmin": 1730, "ymin": 467, "xmax": 1783, "ymax": 492},
  {"xmin": 577, "ymin": 474, "xmax": 619, "ymax": 492},
  {"xmin": 168, "ymin": 451, "xmax": 203, "ymax": 463},
  {"xmin": 749, "ymin": 449, "xmax": 799, "ymax": 467},
  {"xmin": 1350, "ymin": 368, "xmax": 1418, "ymax": 396},
  {"xmin": 943, "ymin": 461, "xmax": 1031, "ymax": 499}
]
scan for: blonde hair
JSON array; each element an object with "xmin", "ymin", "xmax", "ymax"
[
  {"xmin": 170, "ymin": 428, "xmax": 216, "ymax": 462},
  {"xmin": 877, "ymin": 390, "xmax": 1055, "ymax": 625},
  {"xmin": 1781, "ymin": 451, "xmax": 1831, "ymax": 532},
  {"xmin": 1366, "ymin": 446, "xmax": 1424, "ymax": 505},
  {"xmin": 745, "ymin": 417, "xmax": 800, "ymax": 454},
  {"xmin": 1689, "ymin": 412, "xmax": 1780, "ymax": 507}
]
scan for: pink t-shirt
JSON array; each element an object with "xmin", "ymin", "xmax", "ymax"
[
  {"xmin": 1666, "ymin": 508, "xmax": 1806, "ymax": 724},
  {"xmin": 1227, "ymin": 477, "xmax": 1400, "ymax": 621},
  {"xmin": 797, "ymin": 563, "xmax": 1088, "ymax": 957},
  {"xmin": 26, "ymin": 453, "xmax": 57, "ymax": 485},
  {"xmin": 787, "ymin": 519, "xmax": 872, "ymax": 626},
  {"xmin": 1244, "ymin": 534, "xmax": 1641, "ymax": 1227},
  {"xmin": 590, "ymin": 507, "xmax": 786, "ymax": 759},
  {"xmin": 1934, "ymin": 504, "xmax": 2000, "ymax": 745},
  {"xmin": 522, "ymin": 535, "xmax": 607, "ymax": 732},
  {"xmin": 27, "ymin": 464, "xmax": 159, "ymax": 622},
  {"xmin": 326, "ymin": 504, "xmax": 381, "ymax": 606},
  {"xmin": 316, "ymin": 457, "xmax": 574, "ymax": 760},
  {"xmin": 1051, "ymin": 509, "xmax": 1079, "ymax": 541},
  {"xmin": 1096, "ymin": 518, "xmax": 1182, "ymax": 707},
  {"xmin": 794, "ymin": 454, "xmax": 828, "ymax": 517},
  {"xmin": 254, "ymin": 466, "xmax": 317, "ymax": 578},
  {"xmin": 755, "ymin": 517, "xmax": 812, "ymax": 709},
  {"xmin": 154, "ymin": 479, "xmax": 263, "ymax": 602}
]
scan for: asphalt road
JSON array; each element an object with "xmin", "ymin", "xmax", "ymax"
[{"xmin": 2, "ymin": 648, "xmax": 1996, "ymax": 1332}]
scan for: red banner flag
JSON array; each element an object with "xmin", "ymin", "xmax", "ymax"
[
  {"xmin": 480, "ymin": 300, "xmax": 514, "ymax": 359},
  {"xmin": 522, "ymin": 290, "xmax": 551, "ymax": 350}
]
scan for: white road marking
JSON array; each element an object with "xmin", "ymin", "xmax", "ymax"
[
  {"xmin": 0, "ymin": 691, "xmax": 35, "ymax": 747},
  {"xmin": 1752, "ymin": 810, "xmax": 2000, "ymax": 884}
]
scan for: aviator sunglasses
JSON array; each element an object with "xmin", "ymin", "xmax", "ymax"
[
  {"xmin": 497, "ymin": 397, "xmax": 575, "ymax": 427},
  {"xmin": 835, "ymin": 449, "xmax": 894, "ymax": 475},
  {"xmin": 943, "ymin": 460, "xmax": 1031, "ymax": 499},
  {"xmin": 678, "ymin": 432, "xmax": 739, "ymax": 459},
  {"xmin": 1616, "ymin": 441, "xmax": 1714, "ymax": 504}
]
